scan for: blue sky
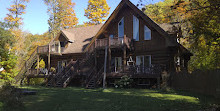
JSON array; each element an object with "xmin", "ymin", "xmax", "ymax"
[{"xmin": 0, "ymin": 0, "xmax": 163, "ymax": 35}]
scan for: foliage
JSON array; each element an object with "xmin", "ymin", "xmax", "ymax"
[
  {"xmin": 23, "ymin": 78, "xmax": 45, "ymax": 85},
  {"xmin": 4, "ymin": 0, "xmax": 29, "ymax": 27},
  {"xmin": 84, "ymin": 0, "xmax": 110, "ymax": 25},
  {"xmin": 0, "ymin": 22, "xmax": 17, "ymax": 83},
  {"xmin": 114, "ymin": 75, "xmax": 133, "ymax": 88},
  {"xmin": 143, "ymin": 0, "xmax": 220, "ymax": 71},
  {"xmin": 0, "ymin": 84, "xmax": 24, "ymax": 111},
  {"xmin": 44, "ymin": 0, "xmax": 78, "ymax": 38}
]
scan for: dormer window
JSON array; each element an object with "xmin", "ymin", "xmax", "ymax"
[
  {"xmin": 144, "ymin": 25, "xmax": 151, "ymax": 40},
  {"xmin": 118, "ymin": 17, "xmax": 124, "ymax": 37},
  {"xmin": 133, "ymin": 15, "xmax": 139, "ymax": 41},
  {"xmin": 60, "ymin": 41, "xmax": 65, "ymax": 47}
]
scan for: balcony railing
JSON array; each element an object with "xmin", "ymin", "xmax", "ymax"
[
  {"xmin": 37, "ymin": 41, "xmax": 62, "ymax": 54},
  {"xmin": 110, "ymin": 64, "xmax": 165, "ymax": 76},
  {"xmin": 96, "ymin": 35, "xmax": 131, "ymax": 48},
  {"xmin": 87, "ymin": 35, "xmax": 132, "ymax": 52}
]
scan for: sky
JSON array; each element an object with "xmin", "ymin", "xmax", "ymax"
[{"xmin": 0, "ymin": 0, "xmax": 163, "ymax": 35}]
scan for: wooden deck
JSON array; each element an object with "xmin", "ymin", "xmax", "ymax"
[
  {"xmin": 37, "ymin": 42, "xmax": 62, "ymax": 55},
  {"xmin": 88, "ymin": 35, "xmax": 132, "ymax": 52}
]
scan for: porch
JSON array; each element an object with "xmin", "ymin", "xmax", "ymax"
[{"xmin": 107, "ymin": 65, "xmax": 164, "ymax": 78}]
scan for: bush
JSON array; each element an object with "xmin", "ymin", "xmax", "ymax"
[
  {"xmin": 114, "ymin": 75, "xmax": 133, "ymax": 88},
  {"xmin": 0, "ymin": 83, "xmax": 24, "ymax": 111}
]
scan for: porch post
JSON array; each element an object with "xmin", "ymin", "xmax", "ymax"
[
  {"xmin": 48, "ymin": 44, "xmax": 51, "ymax": 73},
  {"xmin": 103, "ymin": 46, "xmax": 108, "ymax": 89},
  {"xmin": 108, "ymin": 37, "xmax": 111, "ymax": 73},
  {"xmin": 95, "ymin": 39, "xmax": 97, "ymax": 74},
  {"xmin": 123, "ymin": 35, "xmax": 127, "ymax": 71},
  {"xmin": 37, "ymin": 54, "xmax": 40, "ymax": 75}
]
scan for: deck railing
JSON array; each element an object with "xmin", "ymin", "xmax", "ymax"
[
  {"xmin": 96, "ymin": 35, "xmax": 131, "ymax": 48},
  {"xmin": 110, "ymin": 64, "xmax": 166, "ymax": 76},
  {"xmin": 87, "ymin": 35, "xmax": 131, "ymax": 52},
  {"xmin": 37, "ymin": 41, "xmax": 62, "ymax": 54}
]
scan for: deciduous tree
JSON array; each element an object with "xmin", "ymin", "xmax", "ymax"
[
  {"xmin": 44, "ymin": 0, "xmax": 78, "ymax": 38},
  {"xmin": 84, "ymin": 0, "xmax": 110, "ymax": 25}
]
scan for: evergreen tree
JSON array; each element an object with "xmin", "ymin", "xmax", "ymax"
[{"xmin": 4, "ymin": 0, "xmax": 29, "ymax": 28}]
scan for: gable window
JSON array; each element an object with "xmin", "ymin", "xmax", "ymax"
[
  {"xmin": 118, "ymin": 17, "xmax": 124, "ymax": 37},
  {"xmin": 144, "ymin": 25, "xmax": 151, "ymax": 40},
  {"xmin": 133, "ymin": 15, "xmax": 139, "ymax": 41}
]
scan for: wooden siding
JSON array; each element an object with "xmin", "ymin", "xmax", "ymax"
[
  {"xmin": 96, "ymin": 5, "xmax": 171, "ymax": 70},
  {"xmin": 49, "ymin": 53, "xmax": 83, "ymax": 68}
]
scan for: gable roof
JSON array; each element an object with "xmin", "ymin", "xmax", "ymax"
[
  {"xmin": 57, "ymin": 24, "xmax": 103, "ymax": 54},
  {"xmin": 85, "ymin": 0, "xmax": 178, "ymax": 52}
]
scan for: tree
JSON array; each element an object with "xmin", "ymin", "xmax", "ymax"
[
  {"xmin": 4, "ymin": 0, "xmax": 29, "ymax": 27},
  {"xmin": 143, "ymin": 0, "xmax": 220, "ymax": 70},
  {"xmin": 0, "ymin": 22, "xmax": 17, "ymax": 83},
  {"xmin": 61, "ymin": 0, "xmax": 78, "ymax": 29},
  {"xmin": 84, "ymin": 0, "xmax": 110, "ymax": 25},
  {"xmin": 44, "ymin": 0, "xmax": 78, "ymax": 38}
]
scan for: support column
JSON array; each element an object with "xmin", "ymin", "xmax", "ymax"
[
  {"xmin": 37, "ymin": 54, "xmax": 39, "ymax": 75},
  {"xmin": 123, "ymin": 35, "xmax": 127, "ymax": 72},
  {"xmin": 48, "ymin": 44, "xmax": 51, "ymax": 73},
  {"xmin": 103, "ymin": 46, "xmax": 108, "ymax": 89},
  {"xmin": 95, "ymin": 40, "xmax": 97, "ymax": 74},
  {"xmin": 108, "ymin": 37, "xmax": 111, "ymax": 73}
]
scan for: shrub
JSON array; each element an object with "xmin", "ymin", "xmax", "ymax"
[
  {"xmin": 0, "ymin": 83, "xmax": 24, "ymax": 111},
  {"xmin": 114, "ymin": 75, "xmax": 133, "ymax": 88}
]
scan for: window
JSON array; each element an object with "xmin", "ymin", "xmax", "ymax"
[
  {"xmin": 136, "ymin": 55, "xmax": 151, "ymax": 67},
  {"xmin": 109, "ymin": 34, "xmax": 114, "ymax": 38},
  {"xmin": 60, "ymin": 41, "xmax": 65, "ymax": 47},
  {"xmin": 144, "ymin": 25, "xmax": 151, "ymax": 40},
  {"xmin": 133, "ymin": 15, "xmax": 139, "ymax": 41},
  {"xmin": 118, "ymin": 17, "xmax": 124, "ymax": 37}
]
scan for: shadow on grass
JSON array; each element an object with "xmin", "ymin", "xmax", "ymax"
[{"xmin": 21, "ymin": 86, "xmax": 217, "ymax": 111}]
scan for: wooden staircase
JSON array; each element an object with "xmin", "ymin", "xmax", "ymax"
[
  {"xmin": 47, "ymin": 60, "xmax": 77, "ymax": 87},
  {"xmin": 47, "ymin": 51, "xmax": 97, "ymax": 88},
  {"xmin": 14, "ymin": 48, "xmax": 39, "ymax": 84},
  {"xmin": 86, "ymin": 66, "xmax": 104, "ymax": 89}
]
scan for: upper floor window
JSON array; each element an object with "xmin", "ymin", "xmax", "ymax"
[
  {"xmin": 133, "ymin": 15, "xmax": 139, "ymax": 41},
  {"xmin": 144, "ymin": 25, "xmax": 151, "ymax": 40},
  {"xmin": 60, "ymin": 42, "xmax": 65, "ymax": 47},
  {"xmin": 118, "ymin": 17, "xmax": 124, "ymax": 37}
]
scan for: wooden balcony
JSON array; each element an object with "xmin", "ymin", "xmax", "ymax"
[
  {"xmin": 37, "ymin": 42, "xmax": 62, "ymax": 55},
  {"xmin": 88, "ymin": 35, "xmax": 132, "ymax": 52}
]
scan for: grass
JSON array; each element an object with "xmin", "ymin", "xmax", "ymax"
[{"xmin": 18, "ymin": 86, "xmax": 219, "ymax": 111}]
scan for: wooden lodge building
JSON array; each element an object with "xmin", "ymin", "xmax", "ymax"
[{"xmin": 15, "ymin": 0, "xmax": 192, "ymax": 88}]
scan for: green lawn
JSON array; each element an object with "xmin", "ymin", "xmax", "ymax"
[{"xmin": 20, "ymin": 86, "xmax": 217, "ymax": 111}]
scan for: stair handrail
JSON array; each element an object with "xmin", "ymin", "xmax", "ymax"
[
  {"xmin": 86, "ymin": 66, "xmax": 104, "ymax": 88},
  {"xmin": 14, "ymin": 46, "xmax": 39, "ymax": 83},
  {"xmin": 47, "ymin": 60, "xmax": 77, "ymax": 86}
]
